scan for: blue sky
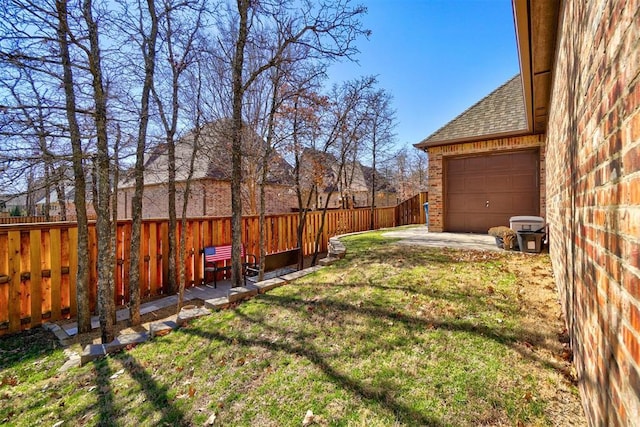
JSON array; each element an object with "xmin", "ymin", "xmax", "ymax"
[{"xmin": 328, "ymin": 0, "xmax": 520, "ymax": 148}]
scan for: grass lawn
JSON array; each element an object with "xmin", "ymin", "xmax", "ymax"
[{"xmin": 0, "ymin": 230, "xmax": 585, "ymax": 426}]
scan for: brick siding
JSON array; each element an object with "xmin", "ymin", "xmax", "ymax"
[
  {"xmin": 426, "ymin": 134, "xmax": 546, "ymax": 231},
  {"xmin": 546, "ymin": 1, "xmax": 640, "ymax": 424},
  {"xmin": 117, "ymin": 179, "xmax": 298, "ymax": 219}
]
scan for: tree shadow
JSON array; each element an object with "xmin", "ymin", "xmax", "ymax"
[
  {"xmin": 92, "ymin": 358, "xmax": 116, "ymax": 426},
  {"xmin": 182, "ymin": 325, "xmax": 444, "ymax": 426},
  {"xmin": 181, "ymin": 282, "xmax": 576, "ymax": 424},
  {"xmin": 0, "ymin": 326, "xmax": 62, "ymax": 373},
  {"xmin": 88, "ymin": 353, "xmax": 187, "ymax": 426},
  {"xmin": 118, "ymin": 354, "xmax": 188, "ymax": 426}
]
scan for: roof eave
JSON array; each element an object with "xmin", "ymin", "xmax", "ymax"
[
  {"xmin": 414, "ymin": 129, "xmax": 533, "ymax": 151},
  {"xmin": 512, "ymin": 0, "xmax": 560, "ymax": 135}
]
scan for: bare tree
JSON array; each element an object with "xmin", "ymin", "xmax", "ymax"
[
  {"xmin": 54, "ymin": 0, "xmax": 92, "ymax": 333},
  {"xmin": 82, "ymin": 0, "xmax": 117, "ymax": 343},
  {"xmin": 151, "ymin": 0, "xmax": 204, "ymax": 296},
  {"xmin": 364, "ymin": 88, "xmax": 396, "ymax": 229},
  {"xmin": 227, "ymin": 0, "xmax": 369, "ymax": 287},
  {"xmin": 177, "ymin": 59, "xmax": 205, "ymax": 310},
  {"xmin": 125, "ymin": 0, "xmax": 159, "ymax": 326}
]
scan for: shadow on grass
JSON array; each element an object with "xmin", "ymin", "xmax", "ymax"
[
  {"xmin": 90, "ymin": 354, "xmax": 187, "ymax": 426},
  {"xmin": 182, "ymin": 325, "xmax": 444, "ymax": 426},
  {"xmin": 93, "ymin": 359, "xmax": 116, "ymax": 426},
  {"xmin": 247, "ymin": 289, "xmax": 571, "ymax": 391},
  {"xmin": 175, "ymin": 283, "xmax": 566, "ymax": 424},
  {"xmin": 0, "ymin": 326, "xmax": 61, "ymax": 373},
  {"xmin": 121, "ymin": 355, "xmax": 188, "ymax": 426}
]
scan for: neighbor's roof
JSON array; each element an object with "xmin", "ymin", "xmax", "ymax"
[
  {"xmin": 120, "ymin": 120, "xmax": 293, "ymax": 188},
  {"xmin": 415, "ymin": 74, "xmax": 527, "ymax": 148}
]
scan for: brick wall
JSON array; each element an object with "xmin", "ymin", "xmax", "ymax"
[
  {"xmin": 117, "ymin": 179, "xmax": 298, "ymax": 219},
  {"xmin": 426, "ymin": 134, "xmax": 546, "ymax": 231},
  {"xmin": 545, "ymin": 1, "xmax": 640, "ymax": 424}
]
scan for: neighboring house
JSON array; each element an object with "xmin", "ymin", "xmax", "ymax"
[
  {"xmin": 0, "ymin": 193, "xmax": 27, "ymax": 216},
  {"xmin": 33, "ymin": 182, "xmax": 96, "ymax": 219},
  {"xmin": 117, "ymin": 120, "xmax": 298, "ymax": 219},
  {"xmin": 415, "ymin": 74, "xmax": 545, "ymax": 233},
  {"xmin": 418, "ymin": 1, "xmax": 640, "ymax": 423},
  {"xmin": 299, "ymin": 148, "xmax": 396, "ymax": 210}
]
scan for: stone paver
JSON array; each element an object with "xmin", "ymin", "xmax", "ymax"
[
  {"xmin": 228, "ymin": 286, "xmax": 259, "ymax": 303},
  {"xmin": 176, "ymin": 306, "xmax": 211, "ymax": 326},
  {"xmin": 81, "ymin": 344, "xmax": 107, "ymax": 365},
  {"xmin": 204, "ymin": 297, "xmax": 229, "ymax": 310},
  {"xmin": 150, "ymin": 319, "xmax": 177, "ymax": 338},
  {"xmin": 104, "ymin": 332, "xmax": 149, "ymax": 353},
  {"xmin": 382, "ymin": 226, "xmax": 500, "ymax": 252},
  {"xmin": 318, "ymin": 256, "xmax": 339, "ymax": 266},
  {"xmin": 59, "ymin": 349, "xmax": 81, "ymax": 372},
  {"xmin": 63, "ymin": 255, "xmax": 328, "ymax": 366},
  {"xmin": 252, "ymin": 277, "xmax": 286, "ymax": 293}
]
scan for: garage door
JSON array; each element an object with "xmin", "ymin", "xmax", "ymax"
[{"xmin": 446, "ymin": 150, "xmax": 539, "ymax": 233}]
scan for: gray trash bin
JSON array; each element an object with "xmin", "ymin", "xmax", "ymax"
[
  {"xmin": 510, "ymin": 216, "xmax": 546, "ymax": 253},
  {"xmin": 423, "ymin": 203, "xmax": 429, "ymax": 225}
]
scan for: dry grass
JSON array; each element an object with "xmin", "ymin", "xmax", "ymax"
[{"xmin": 0, "ymin": 230, "xmax": 585, "ymax": 426}]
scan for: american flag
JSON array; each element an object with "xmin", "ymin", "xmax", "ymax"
[{"xmin": 204, "ymin": 245, "xmax": 244, "ymax": 263}]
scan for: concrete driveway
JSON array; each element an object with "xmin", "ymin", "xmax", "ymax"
[{"xmin": 381, "ymin": 225, "xmax": 500, "ymax": 251}]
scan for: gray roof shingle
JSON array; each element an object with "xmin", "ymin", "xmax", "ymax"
[{"xmin": 416, "ymin": 74, "xmax": 527, "ymax": 147}]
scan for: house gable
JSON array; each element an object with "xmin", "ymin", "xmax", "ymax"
[{"xmin": 415, "ymin": 75, "xmax": 528, "ymax": 148}]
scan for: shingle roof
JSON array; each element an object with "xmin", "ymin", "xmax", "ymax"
[
  {"xmin": 416, "ymin": 74, "xmax": 527, "ymax": 147},
  {"xmin": 120, "ymin": 120, "xmax": 294, "ymax": 187}
]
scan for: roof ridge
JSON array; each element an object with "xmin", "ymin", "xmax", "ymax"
[{"xmin": 417, "ymin": 74, "xmax": 523, "ymax": 146}]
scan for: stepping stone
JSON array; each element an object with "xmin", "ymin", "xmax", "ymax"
[
  {"xmin": 176, "ymin": 305, "xmax": 211, "ymax": 326},
  {"xmin": 280, "ymin": 267, "xmax": 321, "ymax": 281},
  {"xmin": 59, "ymin": 350, "xmax": 81, "ymax": 372},
  {"xmin": 149, "ymin": 320, "xmax": 177, "ymax": 338},
  {"xmin": 43, "ymin": 322, "xmax": 73, "ymax": 346},
  {"xmin": 328, "ymin": 238, "xmax": 346, "ymax": 258},
  {"xmin": 204, "ymin": 297, "xmax": 229, "ymax": 311},
  {"xmin": 81, "ymin": 344, "xmax": 106, "ymax": 365},
  {"xmin": 104, "ymin": 332, "xmax": 149, "ymax": 353},
  {"xmin": 228, "ymin": 286, "xmax": 258, "ymax": 303},
  {"xmin": 253, "ymin": 278, "xmax": 286, "ymax": 294}
]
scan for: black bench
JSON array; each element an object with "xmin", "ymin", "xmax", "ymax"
[{"xmin": 245, "ymin": 248, "xmax": 301, "ymax": 278}]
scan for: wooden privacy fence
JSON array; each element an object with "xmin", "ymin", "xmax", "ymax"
[
  {"xmin": 396, "ymin": 192, "xmax": 428, "ymax": 226},
  {"xmin": 0, "ymin": 206, "xmax": 400, "ymax": 334}
]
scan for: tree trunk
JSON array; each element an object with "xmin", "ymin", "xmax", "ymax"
[
  {"xmin": 229, "ymin": 0, "xmax": 250, "ymax": 288},
  {"xmin": 369, "ymin": 123, "xmax": 377, "ymax": 230},
  {"xmin": 54, "ymin": 168, "xmax": 67, "ymax": 221},
  {"xmin": 177, "ymin": 67, "xmax": 203, "ymax": 311},
  {"xmin": 55, "ymin": 0, "xmax": 91, "ymax": 334},
  {"xmin": 129, "ymin": 0, "xmax": 158, "ymax": 326},
  {"xmin": 83, "ymin": 0, "xmax": 115, "ymax": 343}
]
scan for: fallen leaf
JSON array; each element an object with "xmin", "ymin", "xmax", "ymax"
[
  {"xmin": 302, "ymin": 409, "xmax": 314, "ymax": 426},
  {"xmin": 204, "ymin": 413, "xmax": 217, "ymax": 425},
  {"xmin": 1, "ymin": 376, "xmax": 18, "ymax": 387},
  {"xmin": 189, "ymin": 386, "xmax": 196, "ymax": 397},
  {"xmin": 110, "ymin": 369, "xmax": 125, "ymax": 380}
]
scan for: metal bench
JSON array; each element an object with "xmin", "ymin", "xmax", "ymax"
[
  {"xmin": 203, "ymin": 245, "xmax": 257, "ymax": 287},
  {"xmin": 245, "ymin": 247, "xmax": 301, "ymax": 279}
]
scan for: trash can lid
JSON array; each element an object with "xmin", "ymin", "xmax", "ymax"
[{"xmin": 509, "ymin": 216, "xmax": 544, "ymax": 222}]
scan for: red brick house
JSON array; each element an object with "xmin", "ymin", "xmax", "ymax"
[
  {"xmin": 117, "ymin": 121, "xmax": 298, "ymax": 219},
  {"xmin": 419, "ymin": 1, "xmax": 640, "ymax": 423}
]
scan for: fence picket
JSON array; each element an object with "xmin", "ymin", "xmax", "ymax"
[{"xmin": 30, "ymin": 230, "xmax": 42, "ymax": 326}]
